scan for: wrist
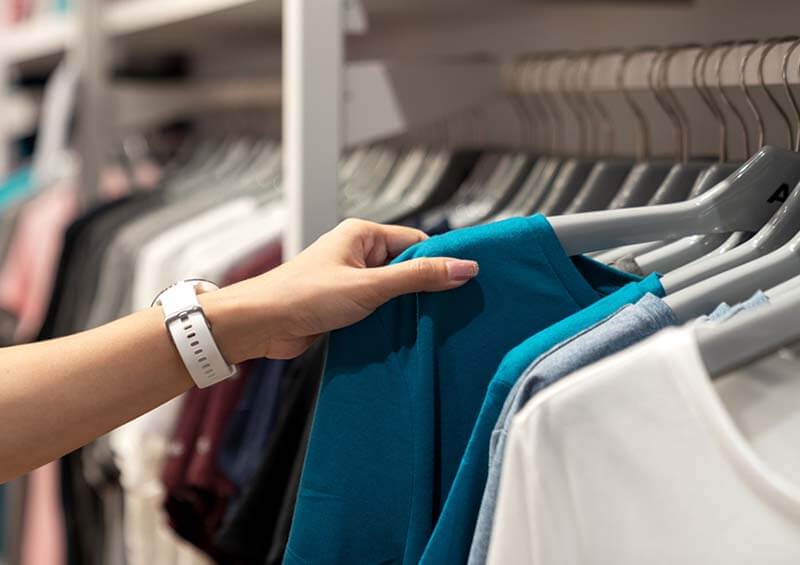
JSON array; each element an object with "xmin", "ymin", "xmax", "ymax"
[{"xmin": 197, "ymin": 286, "xmax": 277, "ymax": 365}]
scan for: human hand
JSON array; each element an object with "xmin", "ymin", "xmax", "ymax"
[{"xmin": 201, "ymin": 219, "xmax": 479, "ymax": 361}]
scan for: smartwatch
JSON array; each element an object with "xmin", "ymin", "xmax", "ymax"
[{"xmin": 152, "ymin": 279, "xmax": 237, "ymax": 388}]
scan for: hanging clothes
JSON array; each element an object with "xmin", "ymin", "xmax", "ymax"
[
  {"xmin": 486, "ymin": 321, "xmax": 800, "ymax": 565},
  {"xmin": 286, "ymin": 214, "xmax": 663, "ymax": 564}
]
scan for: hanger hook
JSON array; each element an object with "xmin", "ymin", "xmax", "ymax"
[
  {"xmin": 505, "ymin": 59, "xmax": 532, "ymax": 151},
  {"xmin": 619, "ymin": 47, "xmax": 653, "ymax": 161},
  {"xmin": 782, "ymin": 37, "xmax": 800, "ymax": 151},
  {"xmin": 527, "ymin": 55, "xmax": 551, "ymax": 154},
  {"xmin": 759, "ymin": 37, "xmax": 793, "ymax": 150},
  {"xmin": 531, "ymin": 55, "xmax": 552, "ymax": 153},
  {"xmin": 558, "ymin": 53, "xmax": 587, "ymax": 156},
  {"xmin": 663, "ymin": 44, "xmax": 695, "ymax": 163},
  {"xmin": 543, "ymin": 54, "xmax": 566, "ymax": 155},
  {"xmin": 575, "ymin": 53, "xmax": 599, "ymax": 157},
  {"xmin": 694, "ymin": 43, "xmax": 727, "ymax": 162},
  {"xmin": 741, "ymin": 39, "xmax": 766, "ymax": 149},
  {"xmin": 519, "ymin": 57, "xmax": 539, "ymax": 153},
  {"xmin": 535, "ymin": 54, "xmax": 557, "ymax": 155},
  {"xmin": 646, "ymin": 46, "xmax": 682, "ymax": 162},
  {"xmin": 587, "ymin": 49, "xmax": 616, "ymax": 156},
  {"xmin": 718, "ymin": 41, "xmax": 751, "ymax": 158}
]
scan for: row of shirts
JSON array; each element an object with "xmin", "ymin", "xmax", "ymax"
[{"xmin": 285, "ymin": 213, "xmax": 800, "ymax": 564}]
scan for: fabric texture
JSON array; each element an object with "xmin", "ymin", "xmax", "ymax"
[
  {"xmin": 214, "ymin": 338, "xmax": 327, "ymax": 564},
  {"xmin": 487, "ymin": 324, "xmax": 800, "ymax": 565},
  {"xmin": 468, "ymin": 290, "xmax": 769, "ymax": 564},
  {"xmin": 420, "ymin": 276, "xmax": 664, "ymax": 565},
  {"xmin": 286, "ymin": 215, "xmax": 657, "ymax": 565},
  {"xmin": 217, "ymin": 358, "xmax": 287, "ymax": 494},
  {"xmin": 467, "ymin": 293, "xmax": 677, "ymax": 564},
  {"xmin": 162, "ymin": 373, "xmax": 248, "ymax": 559}
]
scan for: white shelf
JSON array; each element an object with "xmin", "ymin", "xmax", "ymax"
[
  {"xmin": 2, "ymin": 0, "xmax": 281, "ymax": 65},
  {"xmin": 2, "ymin": 0, "xmax": 529, "ymax": 66},
  {"xmin": 3, "ymin": 15, "xmax": 76, "ymax": 64}
]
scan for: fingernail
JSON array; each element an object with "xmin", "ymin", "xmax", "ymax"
[{"xmin": 446, "ymin": 260, "xmax": 479, "ymax": 281}]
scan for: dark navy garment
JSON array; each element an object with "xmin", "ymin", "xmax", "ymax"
[
  {"xmin": 286, "ymin": 215, "xmax": 659, "ymax": 565},
  {"xmin": 218, "ymin": 358, "xmax": 287, "ymax": 493}
]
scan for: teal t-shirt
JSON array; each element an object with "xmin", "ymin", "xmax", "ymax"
[
  {"xmin": 419, "ymin": 272, "xmax": 663, "ymax": 564},
  {"xmin": 286, "ymin": 215, "xmax": 658, "ymax": 565}
]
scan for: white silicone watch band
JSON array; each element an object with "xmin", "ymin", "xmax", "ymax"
[{"xmin": 158, "ymin": 282, "xmax": 237, "ymax": 388}]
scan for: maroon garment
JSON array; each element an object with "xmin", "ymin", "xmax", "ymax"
[
  {"xmin": 161, "ymin": 240, "xmax": 282, "ymax": 557},
  {"xmin": 222, "ymin": 241, "xmax": 282, "ymax": 285},
  {"xmin": 162, "ymin": 371, "xmax": 249, "ymax": 558}
]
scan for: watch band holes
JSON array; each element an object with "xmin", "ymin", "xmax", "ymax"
[
  {"xmin": 198, "ymin": 356, "xmax": 207, "ymax": 363},
  {"xmin": 187, "ymin": 332, "xmax": 196, "ymax": 339},
  {"xmin": 194, "ymin": 349, "xmax": 203, "ymax": 355},
  {"xmin": 190, "ymin": 341, "xmax": 199, "ymax": 347}
]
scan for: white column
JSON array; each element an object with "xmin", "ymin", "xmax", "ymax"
[
  {"xmin": 283, "ymin": 0, "xmax": 343, "ymax": 258},
  {"xmin": 77, "ymin": 0, "xmax": 110, "ymax": 208}
]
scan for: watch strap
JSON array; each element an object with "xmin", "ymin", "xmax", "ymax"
[{"xmin": 159, "ymin": 283, "xmax": 237, "ymax": 388}]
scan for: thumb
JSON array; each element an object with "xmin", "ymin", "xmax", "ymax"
[{"xmin": 370, "ymin": 257, "xmax": 479, "ymax": 300}]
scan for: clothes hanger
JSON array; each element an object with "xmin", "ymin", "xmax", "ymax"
[
  {"xmin": 493, "ymin": 56, "xmax": 551, "ymax": 219},
  {"xmin": 663, "ymin": 37, "xmax": 800, "ymax": 318},
  {"xmin": 694, "ymin": 282, "xmax": 800, "ymax": 379},
  {"xmin": 537, "ymin": 54, "xmax": 597, "ymax": 215},
  {"xmin": 608, "ymin": 49, "xmax": 722, "ymax": 268},
  {"xmin": 642, "ymin": 37, "xmax": 799, "ymax": 274},
  {"xmin": 566, "ymin": 50, "xmax": 637, "ymax": 213},
  {"xmin": 515, "ymin": 53, "xmax": 568, "ymax": 214},
  {"xmin": 661, "ymin": 38, "xmax": 800, "ymax": 288},
  {"xmin": 695, "ymin": 41, "xmax": 750, "ymax": 185},
  {"xmin": 663, "ymin": 189, "xmax": 800, "ymax": 322},
  {"xmin": 447, "ymin": 95, "xmax": 535, "ymax": 227},
  {"xmin": 593, "ymin": 47, "xmax": 698, "ymax": 264},
  {"xmin": 603, "ymin": 48, "xmax": 676, "ymax": 209},
  {"xmin": 647, "ymin": 45, "xmax": 717, "ymax": 206},
  {"xmin": 634, "ymin": 43, "xmax": 745, "ymax": 273},
  {"xmin": 549, "ymin": 38, "xmax": 800, "ymax": 257}
]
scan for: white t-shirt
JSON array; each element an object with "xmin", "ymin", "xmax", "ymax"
[{"xmin": 488, "ymin": 326, "xmax": 800, "ymax": 565}]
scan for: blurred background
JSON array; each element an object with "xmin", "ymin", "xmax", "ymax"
[{"xmin": 5, "ymin": 0, "xmax": 800, "ymax": 564}]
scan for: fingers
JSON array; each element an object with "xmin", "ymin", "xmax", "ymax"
[
  {"xmin": 370, "ymin": 257, "xmax": 479, "ymax": 301},
  {"xmin": 337, "ymin": 219, "xmax": 429, "ymax": 266},
  {"xmin": 374, "ymin": 223, "xmax": 429, "ymax": 258}
]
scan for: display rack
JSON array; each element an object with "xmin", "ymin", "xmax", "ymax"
[{"xmin": 7, "ymin": 0, "xmax": 800, "ymax": 255}]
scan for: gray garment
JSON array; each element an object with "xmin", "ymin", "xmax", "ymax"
[
  {"xmin": 611, "ymin": 253, "xmax": 645, "ymax": 276},
  {"xmin": 85, "ymin": 180, "xmax": 266, "ymax": 329},
  {"xmin": 467, "ymin": 291, "xmax": 770, "ymax": 565}
]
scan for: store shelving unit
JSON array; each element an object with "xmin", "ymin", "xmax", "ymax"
[{"xmin": 8, "ymin": 0, "xmax": 800, "ymax": 255}]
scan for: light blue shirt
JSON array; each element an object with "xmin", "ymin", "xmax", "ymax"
[{"xmin": 468, "ymin": 290, "xmax": 770, "ymax": 565}]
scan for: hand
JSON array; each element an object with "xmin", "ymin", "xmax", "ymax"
[{"xmin": 201, "ymin": 219, "xmax": 479, "ymax": 361}]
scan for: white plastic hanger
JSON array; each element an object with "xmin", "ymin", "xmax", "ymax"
[
  {"xmin": 551, "ymin": 38, "xmax": 800, "ymax": 257},
  {"xmin": 695, "ymin": 283, "xmax": 798, "ymax": 379},
  {"xmin": 639, "ymin": 38, "xmax": 800, "ymax": 274},
  {"xmin": 661, "ymin": 38, "xmax": 800, "ymax": 291},
  {"xmin": 550, "ymin": 144, "xmax": 800, "ymax": 255}
]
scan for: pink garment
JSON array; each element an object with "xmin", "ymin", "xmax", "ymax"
[
  {"xmin": 20, "ymin": 462, "xmax": 66, "ymax": 565},
  {"xmin": 0, "ymin": 182, "xmax": 79, "ymax": 342},
  {"xmin": 0, "ymin": 165, "xmax": 149, "ymax": 343}
]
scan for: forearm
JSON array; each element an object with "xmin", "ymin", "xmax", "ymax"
[
  {"xmin": 0, "ymin": 293, "xmax": 243, "ymax": 483},
  {"xmin": 0, "ymin": 219, "xmax": 476, "ymax": 483}
]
